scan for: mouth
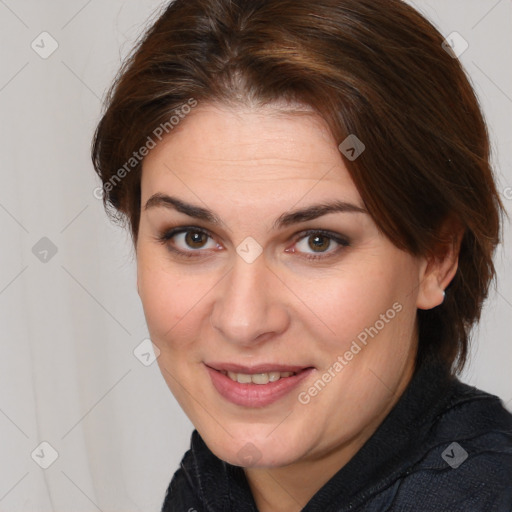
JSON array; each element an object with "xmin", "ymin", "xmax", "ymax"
[{"xmin": 205, "ymin": 362, "xmax": 315, "ymax": 407}]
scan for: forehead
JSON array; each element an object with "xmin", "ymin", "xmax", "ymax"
[{"xmin": 141, "ymin": 103, "xmax": 363, "ymax": 207}]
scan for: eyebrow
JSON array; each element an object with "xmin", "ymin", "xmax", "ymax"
[{"xmin": 144, "ymin": 193, "xmax": 367, "ymax": 230}]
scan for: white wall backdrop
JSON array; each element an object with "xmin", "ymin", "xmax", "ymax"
[{"xmin": 0, "ymin": 1, "xmax": 510, "ymax": 511}]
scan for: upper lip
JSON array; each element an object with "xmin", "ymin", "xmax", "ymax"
[{"xmin": 205, "ymin": 362, "xmax": 313, "ymax": 374}]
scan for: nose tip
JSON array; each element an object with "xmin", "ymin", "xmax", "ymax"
[
  {"xmin": 210, "ymin": 294, "xmax": 289, "ymax": 347},
  {"xmin": 210, "ymin": 315, "xmax": 276, "ymax": 347},
  {"xmin": 209, "ymin": 259, "xmax": 290, "ymax": 347}
]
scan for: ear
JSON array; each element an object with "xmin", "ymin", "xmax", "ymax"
[{"xmin": 417, "ymin": 219, "xmax": 464, "ymax": 310}]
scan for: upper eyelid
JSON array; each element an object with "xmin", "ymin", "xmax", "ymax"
[
  {"xmin": 168, "ymin": 226, "xmax": 216, "ymax": 241},
  {"xmin": 163, "ymin": 226, "xmax": 217, "ymax": 244}
]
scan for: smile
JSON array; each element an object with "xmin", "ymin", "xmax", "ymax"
[{"xmin": 205, "ymin": 363, "xmax": 315, "ymax": 407}]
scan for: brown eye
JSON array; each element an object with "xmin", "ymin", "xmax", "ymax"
[
  {"xmin": 184, "ymin": 230, "xmax": 209, "ymax": 249},
  {"xmin": 307, "ymin": 234, "xmax": 331, "ymax": 252},
  {"xmin": 159, "ymin": 228, "xmax": 218, "ymax": 254},
  {"xmin": 292, "ymin": 230, "xmax": 350, "ymax": 260}
]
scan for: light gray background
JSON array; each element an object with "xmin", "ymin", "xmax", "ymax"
[{"xmin": 0, "ymin": 1, "xmax": 510, "ymax": 511}]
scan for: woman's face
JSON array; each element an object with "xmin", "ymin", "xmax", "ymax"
[{"xmin": 136, "ymin": 102, "xmax": 427, "ymax": 469}]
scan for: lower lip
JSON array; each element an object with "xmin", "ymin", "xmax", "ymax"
[{"xmin": 206, "ymin": 366, "xmax": 315, "ymax": 407}]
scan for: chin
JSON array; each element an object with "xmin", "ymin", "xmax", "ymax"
[{"xmin": 199, "ymin": 423, "xmax": 310, "ymax": 468}]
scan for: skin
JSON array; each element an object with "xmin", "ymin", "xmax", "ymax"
[{"xmin": 136, "ymin": 102, "xmax": 459, "ymax": 511}]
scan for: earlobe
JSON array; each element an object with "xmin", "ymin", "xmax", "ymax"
[
  {"xmin": 416, "ymin": 271, "xmax": 447, "ymax": 310},
  {"xmin": 416, "ymin": 224, "xmax": 463, "ymax": 310}
]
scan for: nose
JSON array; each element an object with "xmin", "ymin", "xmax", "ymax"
[{"xmin": 209, "ymin": 255, "xmax": 290, "ymax": 347}]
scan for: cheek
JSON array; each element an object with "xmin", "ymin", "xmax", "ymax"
[
  {"xmin": 295, "ymin": 260, "xmax": 414, "ymax": 352},
  {"xmin": 137, "ymin": 251, "xmax": 211, "ymax": 349},
  {"xmin": 331, "ymin": 257, "xmax": 419, "ymax": 376}
]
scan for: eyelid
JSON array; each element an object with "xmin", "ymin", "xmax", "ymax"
[{"xmin": 158, "ymin": 225, "xmax": 216, "ymax": 242}]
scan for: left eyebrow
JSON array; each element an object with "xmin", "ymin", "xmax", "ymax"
[
  {"xmin": 143, "ymin": 192, "xmax": 367, "ymax": 230},
  {"xmin": 272, "ymin": 201, "xmax": 367, "ymax": 230}
]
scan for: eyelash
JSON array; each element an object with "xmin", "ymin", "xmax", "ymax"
[{"xmin": 156, "ymin": 226, "xmax": 350, "ymax": 261}]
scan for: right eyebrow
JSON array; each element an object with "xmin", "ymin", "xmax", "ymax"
[{"xmin": 144, "ymin": 193, "xmax": 222, "ymax": 225}]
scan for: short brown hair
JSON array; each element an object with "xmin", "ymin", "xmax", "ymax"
[{"xmin": 92, "ymin": 0, "xmax": 503, "ymax": 373}]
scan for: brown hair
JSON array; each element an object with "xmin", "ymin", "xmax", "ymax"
[{"xmin": 91, "ymin": 0, "xmax": 503, "ymax": 373}]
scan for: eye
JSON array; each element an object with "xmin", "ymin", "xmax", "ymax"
[
  {"xmin": 157, "ymin": 227, "xmax": 221, "ymax": 257},
  {"xmin": 290, "ymin": 230, "xmax": 349, "ymax": 260},
  {"xmin": 175, "ymin": 230, "xmax": 216, "ymax": 250}
]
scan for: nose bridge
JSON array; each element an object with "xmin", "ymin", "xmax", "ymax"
[{"xmin": 210, "ymin": 254, "xmax": 288, "ymax": 345}]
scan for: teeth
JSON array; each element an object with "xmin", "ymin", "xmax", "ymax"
[
  {"xmin": 268, "ymin": 371, "xmax": 281, "ymax": 382},
  {"xmin": 236, "ymin": 372, "xmax": 252, "ymax": 384},
  {"xmin": 225, "ymin": 370, "xmax": 295, "ymax": 384}
]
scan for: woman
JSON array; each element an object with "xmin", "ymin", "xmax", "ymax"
[{"xmin": 92, "ymin": 0, "xmax": 512, "ymax": 510}]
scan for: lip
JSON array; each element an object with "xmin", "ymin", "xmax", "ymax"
[{"xmin": 205, "ymin": 363, "xmax": 315, "ymax": 408}]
